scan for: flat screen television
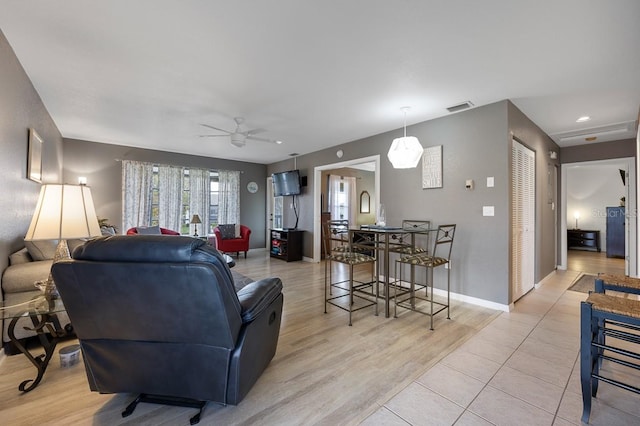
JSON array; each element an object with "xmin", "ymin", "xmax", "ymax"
[{"xmin": 272, "ymin": 169, "xmax": 301, "ymax": 196}]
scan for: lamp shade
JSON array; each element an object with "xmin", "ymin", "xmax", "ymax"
[
  {"xmin": 387, "ymin": 136, "xmax": 424, "ymax": 169},
  {"xmin": 25, "ymin": 184, "xmax": 101, "ymax": 241},
  {"xmin": 191, "ymin": 214, "xmax": 202, "ymax": 224}
]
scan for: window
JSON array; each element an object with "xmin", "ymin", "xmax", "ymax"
[
  {"xmin": 149, "ymin": 166, "xmax": 216, "ymax": 235},
  {"xmin": 209, "ymin": 171, "xmax": 219, "ymax": 233},
  {"xmin": 123, "ymin": 160, "xmax": 234, "ymax": 236}
]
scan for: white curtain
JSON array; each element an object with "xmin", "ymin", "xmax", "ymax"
[
  {"xmin": 158, "ymin": 164, "xmax": 183, "ymax": 232},
  {"xmin": 328, "ymin": 175, "xmax": 356, "ymax": 225},
  {"xmin": 189, "ymin": 168, "xmax": 211, "ymax": 235},
  {"xmin": 122, "ymin": 160, "xmax": 154, "ymax": 232},
  {"xmin": 218, "ymin": 170, "xmax": 240, "ymax": 225}
]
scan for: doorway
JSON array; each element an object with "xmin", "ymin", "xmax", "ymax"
[
  {"xmin": 560, "ymin": 157, "xmax": 636, "ymax": 276},
  {"xmin": 312, "ymin": 155, "xmax": 381, "ymax": 262}
]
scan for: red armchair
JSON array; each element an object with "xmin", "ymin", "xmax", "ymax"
[
  {"xmin": 126, "ymin": 226, "xmax": 180, "ymax": 235},
  {"xmin": 214, "ymin": 225, "xmax": 251, "ymax": 258}
]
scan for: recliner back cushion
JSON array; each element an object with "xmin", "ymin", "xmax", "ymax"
[{"xmin": 55, "ymin": 235, "xmax": 242, "ymax": 347}]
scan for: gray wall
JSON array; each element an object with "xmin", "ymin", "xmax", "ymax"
[
  {"xmin": 0, "ymin": 29, "xmax": 63, "ymax": 273},
  {"xmin": 507, "ymin": 102, "xmax": 561, "ymax": 296},
  {"xmin": 561, "ymin": 139, "xmax": 636, "ymax": 164},
  {"xmin": 62, "ymin": 139, "xmax": 268, "ymax": 248},
  {"xmin": 269, "ymin": 100, "xmax": 560, "ymax": 305}
]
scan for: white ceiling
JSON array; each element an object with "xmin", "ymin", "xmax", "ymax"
[{"xmin": 1, "ymin": 1, "xmax": 639, "ymax": 165}]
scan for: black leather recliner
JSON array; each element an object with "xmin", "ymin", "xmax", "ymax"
[{"xmin": 51, "ymin": 235, "xmax": 283, "ymax": 423}]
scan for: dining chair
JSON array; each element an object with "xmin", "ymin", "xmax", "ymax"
[
  {"xmin": 323, "ymin": 221, "xmax": 378, "ymax": 326},
  {"xmin": 394, "ymin": 224, "xmax": 456, "ymax": 330}
]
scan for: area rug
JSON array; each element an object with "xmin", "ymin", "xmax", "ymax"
[{"xmin": 568, "ymin": 273, "xmax": 596, "ymax": 293}]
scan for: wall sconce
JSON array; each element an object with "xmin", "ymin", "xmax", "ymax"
[
  {"xmin": 574, "ymin": 211, "xmax": 580, "ymax": 229},
  {"xmin": 549, "ymin": 151, "xmax": 557, "ymax": 160}
]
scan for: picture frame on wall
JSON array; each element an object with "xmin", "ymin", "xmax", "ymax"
[
  {"xmin": 422, "ymin": 145, "xmax": 443, "ymax": 189},
  {"xmin": 28, "ymin": 128, "xmax": 43, "ymax": 183}
]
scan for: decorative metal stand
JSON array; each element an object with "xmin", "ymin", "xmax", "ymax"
[{"xmin": 7, "ymin": 297, "xmax": 69, "ymax": 392}]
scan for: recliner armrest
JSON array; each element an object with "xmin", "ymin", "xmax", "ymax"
[{"xmin": 236, "ymin": 278, "xmax": 283, "ymax": 323}]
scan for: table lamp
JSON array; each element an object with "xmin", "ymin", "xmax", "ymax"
[
  {"xmin": 191, "ymin": 214, "xmax": 202, "ymax": 237},
  {"xmin": 25, "ymin": 184, "xmax": 101, "ymax": 297}
]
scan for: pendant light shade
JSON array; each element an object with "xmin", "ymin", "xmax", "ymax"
[
  {"xmin": 388, "ymin": 136, "xmax": 424, "ymax": 168},
  {"xmin": 388, "ymin": 107, "xmax": 423, "ymax": 169}
]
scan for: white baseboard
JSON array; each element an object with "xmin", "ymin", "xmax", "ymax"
[
  {"xmin": 430, "ymin": 287, "xmax": 511, "ymax": 312},
  {"xmin": 386, "ymin": 277, "xmax": 510, "ymax": 312}
]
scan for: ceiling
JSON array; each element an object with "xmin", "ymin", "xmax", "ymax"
[{"xmin": 1, "ymin": 1, "xmax": 639, "ymax": 165}]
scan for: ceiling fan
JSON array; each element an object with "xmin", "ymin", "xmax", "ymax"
[{"xmin": 200, "ymin": 117, "xmax": 282, "ymax": 148}]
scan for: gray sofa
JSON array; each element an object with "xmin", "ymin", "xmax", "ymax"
[{"xmin": 1, "ymin": 240, "xmax": 83, "ymax": 349}]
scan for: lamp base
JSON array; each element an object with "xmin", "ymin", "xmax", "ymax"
[{"xmin": 44, "ymin": 239, "xmax": 71, "ymax": 300}]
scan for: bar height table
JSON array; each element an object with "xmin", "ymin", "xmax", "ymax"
[{"xmin": 353, "ymin": 225, "xmax": 436, "ymax": 318}]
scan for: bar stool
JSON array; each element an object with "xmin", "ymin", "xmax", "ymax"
[
  {"xmin": 580, "ymin": 292, "xmax": 640, "ymax": 423},
  {"xmin": 389, "ymin": 220, "xmax": 431, "ymax": 255},
  {"xmin": 394, "ymin": 224, "xmax": 456, "ymax": 330},
  {"xmin": 322, "ymin": 221, "xmax": 378, "ymax": 326},
  {"xmin": 326, "ymin": 219, "xmax": 350, "ymax": 253},
  {"xmin": 389, "ymin": 220, "xmax": 431, "ymax": 298},
  {"xmin": 595, "ymin": 273, "xmax": 640, "ymax": 295}
]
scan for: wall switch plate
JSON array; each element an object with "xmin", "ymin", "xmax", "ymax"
[
  {"xmin": 483, "ymin": 206, "xmax": 495, "ymax": 216},
  {"xmin": 487, "ymin": 177, "xmax": 494, "ymax": 187}
]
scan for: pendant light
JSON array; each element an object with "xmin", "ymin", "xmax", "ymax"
[{"xmin": 387, "ymin": 107, "xmax": 424, "ymax": 169}]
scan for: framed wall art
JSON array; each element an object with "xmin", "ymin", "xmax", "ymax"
[
  {"xmin": 28, "ymin": 128, "xmax": 43, "ymax": 183},
  {"xmin": 422, "ymin": 145, "xmax": 442, "ymax": 189}
]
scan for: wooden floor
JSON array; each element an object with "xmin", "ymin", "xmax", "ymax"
[
  {"xmin": 0, "ymin": 250, "xmax": 499, "ymax": 425},
  {"xmin": 567, "ymin": 249, "xmax": 626, "ymax": 276}
]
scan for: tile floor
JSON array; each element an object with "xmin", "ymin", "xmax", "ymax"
[{"xmin": 361, "ymin": 269, "xmax": 640, "ymax": 425}]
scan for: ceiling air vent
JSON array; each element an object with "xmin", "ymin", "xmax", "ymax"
[{"xmin": 446, "ymin": 101, "xmax": 474, "ymax": 113}]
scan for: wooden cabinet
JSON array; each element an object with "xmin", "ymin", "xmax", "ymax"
[
  {"xmin": 567, "ymin": 229, "xmax": 601, "ymax": 252},
  {"xmin": 270, "ymin": 229, "xmax": 303, "ymax": 262},
  {"xmin": 606, "ymin": 206, "xmax": 625, "ymax": 258}
]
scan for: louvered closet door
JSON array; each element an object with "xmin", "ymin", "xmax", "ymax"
[{"xmin": 512, "ymin": 139, "xmax": 535, "ymax": 301}]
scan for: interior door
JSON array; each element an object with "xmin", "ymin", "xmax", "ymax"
[{"xmin": 512, "ymin": 139, "xmax": 536, "ymax": 301}]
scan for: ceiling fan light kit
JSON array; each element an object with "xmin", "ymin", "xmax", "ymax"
[
  {"xmin": 230, "ymin": 133, "xmax": 246, "ymax": 147},
  {"xmin": 388, "ymin": 107, "xmax": 424, "ymax": 169}
]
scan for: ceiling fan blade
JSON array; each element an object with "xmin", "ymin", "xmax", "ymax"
[
  {"xmin": 200, "ymin": 123, "xmax": 231, "ymax": 134},
  {"xmin": 247, "ymin": 135, "xmax": 280, "ymax": 144},
  {"xmin": 246, "ymin": 128, "xmax": 267, "ymax": 136}
]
